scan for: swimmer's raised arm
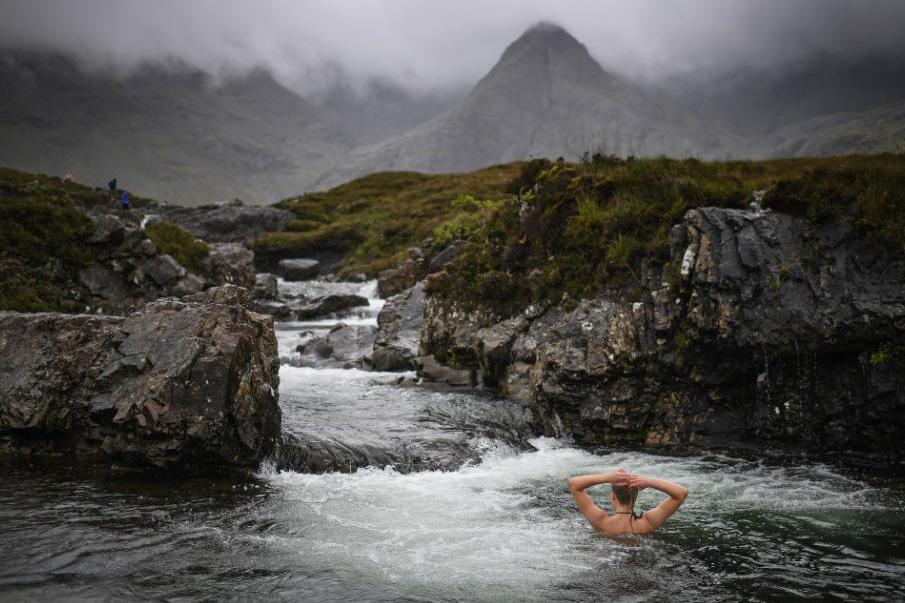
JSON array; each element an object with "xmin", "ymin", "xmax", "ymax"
[
  {"xmin": 567, "ymin": 469, "xmax": 630, "ymax": 492},
  {"xmin": 567, "ymin": 469, "xmax": 630, "ymax": 528},
  {"xmin": 628, "ymin": 474, "xmax": 688, "ymax": 530}
]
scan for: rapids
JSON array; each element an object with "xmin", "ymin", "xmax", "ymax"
[{"xmin": 0, "ymin": 279, "xmax": 903, "ymax": 601}]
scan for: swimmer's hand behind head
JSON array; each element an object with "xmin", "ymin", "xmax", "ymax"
[
  {"xmin": 611, "ymin": 468, "xmax": 630, "ymax": 487},
  {"xmin": 627, "ymin": 474, "xmax": 651, "ymax": 490}
]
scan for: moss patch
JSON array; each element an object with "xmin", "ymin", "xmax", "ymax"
[{"xmin": 145, "ymin": 221, "xmax": 209, "ymax": 274}]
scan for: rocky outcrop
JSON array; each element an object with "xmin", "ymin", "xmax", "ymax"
[
  {"xmin": 373, "ymin": 283, "xmax": 424, "ymax": 371},
  {"xmin": 78, "ymin": 214, "xmax": 205, "ymax": 314},
  {"xmin": 201, "ymin": 243, "xmax": 256, "ymax": 290},
  {"xmin": 277, "ymin": 258, "xmax": 321, "ymax": 281},
  {"xmin": 377, "ymin": 247, "xmax": 427, "ymax": 299},
  {"xmin": 295, "ymin": 324, "xmax": 377, "ymax": 368},
  {"xmin": 420, "ymin": 206, "xmax": 905, "ymax": 466},
  {"xmin": 376, "ymin": 244, "xmax": 461, "ymax": 298},
  {"xmin": 377, "ymin": 260, "xmax": 421, "ymax": 299},
  {"xmin": 0, "ymin": 285, "xmax": 281, "ymax": 473},
  {"xmin": 152, "ymin": 200, "xmax": 293, "ymax": 244}
]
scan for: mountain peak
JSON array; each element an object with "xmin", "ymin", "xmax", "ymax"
[
  {"xmin": 489, "ymin": 21, "xmax": 605, "ymax": 84},
  {"xmin": 499, "ymin": 21, "xmax": 588, "ymax": 63},
  {"xmin": 515, "ymin": 21, "xmax": 579, "ymax": 46},
  {"xmin": 527, "ymin": 20, "xmax": 568, "ymax": 34}
]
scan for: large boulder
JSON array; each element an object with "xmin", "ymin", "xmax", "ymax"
[
  {"xmin": 0, "ymin": 285, "xmax": 281, "ymax": 473},
  {"xmin": 372, "ymin": 283, "xmax": 424, "ymax": 371},
  {"xmin": 277, "ymin": 258, "xmax": 321, "ymax": 281},
  {"xmin": 422, "ymin": 206, "xmax": 905, "ymax": 466}
]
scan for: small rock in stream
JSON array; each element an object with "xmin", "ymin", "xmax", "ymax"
[{"xmin": 277, "ymin": 258, "xmax": 321, "ymax": 281}]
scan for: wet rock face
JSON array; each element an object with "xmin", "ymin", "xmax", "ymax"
[
  {"xmin": 372, "ymin": 283, "xmax": 424, "ymax": 371},
  {"xmin": 421, "ymin": 206, "xmax": 905, "ymax": 466},
  {"xmin": 0, "ymin": 285, "xmax": 281, "ymax": 473},
  {"xmin": 152, "ymin": 201, "xmax": 293, "ymax": 244}
]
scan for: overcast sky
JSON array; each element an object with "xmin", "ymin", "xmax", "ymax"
[{"xmin": 1, "ymin": 0, "xmax": 904, "ymax": 93}]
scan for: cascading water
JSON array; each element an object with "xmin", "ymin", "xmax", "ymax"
[{"xmin": 1, "ymin": 278, "xmax": 903, "ymax": 601}]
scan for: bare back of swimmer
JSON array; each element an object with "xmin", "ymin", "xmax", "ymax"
[{"xmin": 567, "ymin": 468, "xmax": 688, "ymax": 535}]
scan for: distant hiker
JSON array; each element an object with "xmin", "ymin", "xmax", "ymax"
[
  {"xmin": 108, "ymin": 178, "xmax": 117, "ymax": 202},
  {"xmin": 120, "ymin": 191, "xmax": 129, "ymax": 211}
]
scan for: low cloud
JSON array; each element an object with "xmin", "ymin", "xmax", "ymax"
[{"xmin": 1, "ymin": 0, "xmax": 904, "ymax": 92}]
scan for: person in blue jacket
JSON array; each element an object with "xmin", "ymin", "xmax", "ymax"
[{"xmin": 120, "ymin": 190, "xmax": 129, "ymax": 211}]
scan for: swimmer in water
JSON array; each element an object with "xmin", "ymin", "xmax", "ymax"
[{"xmin": 567, "ymin": 468, "xmax": 688, "ymax": 535}]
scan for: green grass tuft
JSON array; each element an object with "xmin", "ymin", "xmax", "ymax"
[{"xmin": 144, "ymin": 221, "xmax": 209, "ymax": 274}]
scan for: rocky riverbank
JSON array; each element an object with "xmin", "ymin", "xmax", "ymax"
[
  {"xmin": 415, "ymin": 204, "xmax": 905, "ymax": 467},
  {"xmin": 0, "ymin": 286, "xmax": 281, "ymax": 473}
]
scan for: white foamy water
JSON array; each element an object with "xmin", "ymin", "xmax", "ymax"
[
  {"xmin": 255, "ymin": 439, "xmax": 900, "ymax": 601},
  {"xmin": 273, "ymin": 278, "xmax": 384, "ymax": 360},
  {"xmin": 258, "ymin": 279, "xmax": 905, "ymax": 601},
  {"xmin": 260, "ymin": 439, "xmax": 607, "ymax": 594}
]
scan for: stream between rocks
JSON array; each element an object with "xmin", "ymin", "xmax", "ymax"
[{"xmin": 1, "ymin": 280, "xmax": 903, "ymax": 601}]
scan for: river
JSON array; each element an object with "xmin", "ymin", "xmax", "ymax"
[{"xmin": 1, "ymin": 280, "xmax": 903, "ymax": 601}]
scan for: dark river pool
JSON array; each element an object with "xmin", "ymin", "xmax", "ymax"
[{"xmin": 1, "ymin": 280, "xmax": 903, "ymax": 602}]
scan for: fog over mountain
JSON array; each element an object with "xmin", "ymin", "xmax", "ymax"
[
  {"xmin": 1, "ymin": 1, "xmax": 904, "ymax": 204},
  {"xmin": 4, "ymin": 0, "xmax": 905, "ymax": 91}
]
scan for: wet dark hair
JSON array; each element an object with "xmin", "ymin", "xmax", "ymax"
[{"xmin": 612, "ymin": 485, "xmax": 638, "ymax": 508}]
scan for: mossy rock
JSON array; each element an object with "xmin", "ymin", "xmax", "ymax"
[{"xmin": 145, "ymin": 221, "xmax": 209, "ymax": 274}]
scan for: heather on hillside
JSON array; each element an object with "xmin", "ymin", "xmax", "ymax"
[
  {"xmin": 426, "ymin": 153, "xmax": 905, "ymax": 316},
  {"xmin": 252, "ymin": 163, "xmax": 522, "ymax": 275}
]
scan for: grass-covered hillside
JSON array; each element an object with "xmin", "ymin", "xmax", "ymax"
[
  {"xmin": 424, "ymin": 153, "xmax": 905, "ymax": 316},
  {"xmin": 252, "ymin": 163, "xmax": 524, "ymax": 275},
  {"xmin": 0, "ymin": 167, "xmax": 168, "ymax": 311}
]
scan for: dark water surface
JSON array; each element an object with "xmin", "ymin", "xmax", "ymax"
[
  {"xmin": 1, "ymin": 447, "xmax": 903, "ymax": 602},
  {"xmin": 2, "ymin": 280, "xmax": 903, "ymax": 601}
]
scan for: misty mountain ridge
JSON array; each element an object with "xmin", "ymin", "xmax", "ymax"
[
  {"xmin": 2, "ymin": 21, "xmax": 904, "ymax": 204},
  {"xmin": 318, "ymin": 22, "xmax": 721, "ymax": 186}
]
